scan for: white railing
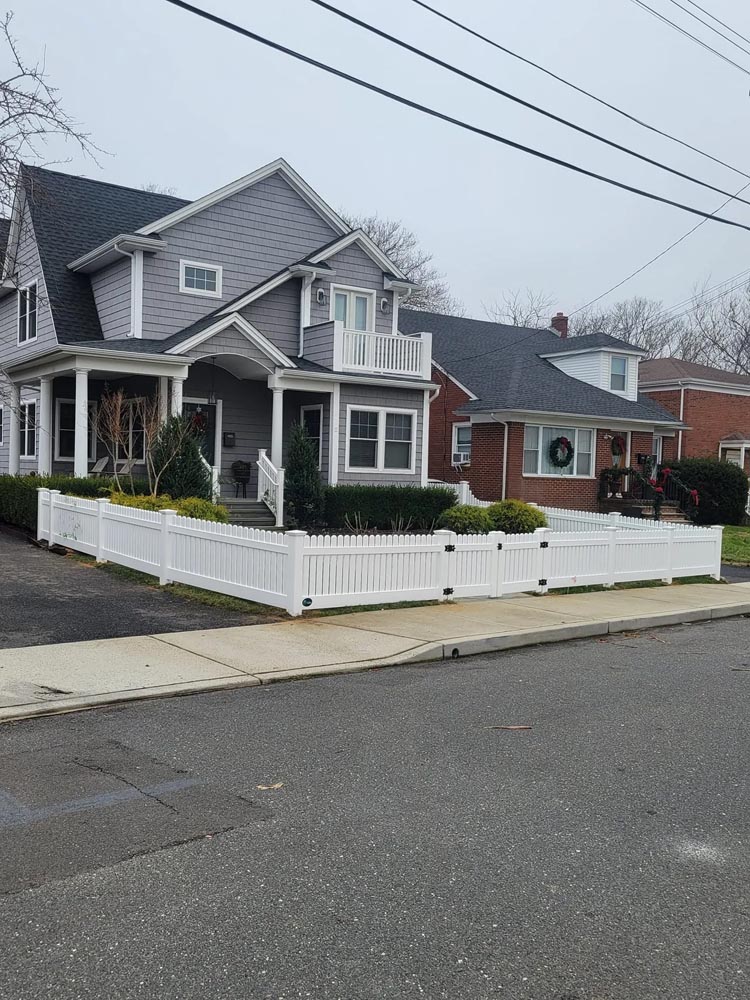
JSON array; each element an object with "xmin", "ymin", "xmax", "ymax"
[
  {"xmin": 339, "ymin": 327, "xmax": 431, "ymax": 378},
  {"xmin": 38, "ymin": 490, "xmax": 723, "ymax": 618},
  {"xmin": 256, "ymin": 449, "xmax": 285, "ymax": 528},
  {"xmin": 199, "ymin": 454, "xmax": 220, "ymax": 501}
]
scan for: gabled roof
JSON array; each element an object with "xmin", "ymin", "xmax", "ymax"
[
  {"xmin": 540, "ymin": 332, "xmax": 646, "ymax": 357},
  {"xmin": 18, "ymin": 164, "xmax": 188, "ymax": 344},
  {"xmin": 640, "ymin": 357, "xmax": 750, "ymax": 387},
  {"xmin": 305, "ymin": 229, "xmax": 409, "ymax": 281},
  {"xmin": 134, "ymin": 157, "xmax": 349, "ymax": 238},
  {"xmin": 399, "ymin": 309, "xmax": 680, "ymax": 425}
]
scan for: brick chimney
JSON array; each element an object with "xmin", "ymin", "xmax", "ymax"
[{"xmin": 551, "ymin": 311, "xmax": 568, "ymax": 339}]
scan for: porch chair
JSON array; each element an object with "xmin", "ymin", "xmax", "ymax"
[
  {"xmin": 90, "ymin": 457, "xmax": 109, "ymax": 475},
  {"xmin": 231, "ymin": 460, "xmax": 252, "ymax": 498},
  {"xmin": 115, "ymin": 459, "xmax": 137, "ymax": 477}
]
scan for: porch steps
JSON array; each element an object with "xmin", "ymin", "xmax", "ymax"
[
  {"xmin": 221, "ymin": 499, "xmax": 277, "ymax": 528},
  {"xmin": 639, "ymin": 504, "xmax": 692, "ymax": 524}
]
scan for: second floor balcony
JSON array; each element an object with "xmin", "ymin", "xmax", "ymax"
[{"xmin": 303, "ymin": 320, "xmax": 432, "ymax": 380}]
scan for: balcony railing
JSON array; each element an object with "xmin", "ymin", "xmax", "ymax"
[{"xmin": 338, "ymin": 325, "xmax": 431, "ymax": 379}]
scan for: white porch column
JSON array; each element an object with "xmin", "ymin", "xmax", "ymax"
[
  {"xmin": 8, "ymin": 382, "xmax": 20, "ymax": 475},
  {"xmin": 38, "ymin": 376, "xmax": 53, "ymax": 476},
  {"xmin": 158, "ymin": 375, "xmax": 169, "ymax": 424},
  {"xmin": 74, "ymin": 368, "xmax": 90, "ymax": 478},
  {"xmin": 170, "ymin": 376, "xmax": 184, "ymax": 417},
  {"xmin": 271, "ymin": 387, "xmax": 284, "ymax": 468}
]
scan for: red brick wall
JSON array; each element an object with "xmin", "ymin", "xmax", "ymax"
[
  {"xmin": 464, "ymin": 423, "xmax": 505, "ymax": 500},
  {"xmin": 644, "ymin": 386, "xmax": 750, "ymax": 469},
  {"xmin": 428, "ymin": 366, "xmax": 471, "ymax": 482}
]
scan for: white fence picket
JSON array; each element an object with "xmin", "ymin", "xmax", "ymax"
[{"xmin": 34, "ymin": 491, "xmax": 724, "ymax": 617}]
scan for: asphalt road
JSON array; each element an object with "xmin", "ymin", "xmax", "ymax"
[
  {"xmin": 0, "ymin": 528, "xmax": 277, "ymax": 647},
  {"xmin": 1, "ymin": 617, "xmax": 749, "ymax": 999}
]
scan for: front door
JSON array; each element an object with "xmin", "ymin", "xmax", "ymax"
[{"xmin": 183, "ymin": 401, "xmax": 216, "ymax": 465}]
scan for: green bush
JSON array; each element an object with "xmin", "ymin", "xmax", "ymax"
[
  {"xmin": 110, "ymin": 492, "xmax": 229, "ymax": 523},
  {"xmin": 669, "ymin": 458, "xmax": 749, "ymax": 525},
  {"xmin": 323, "ymin": 484, "xmax": 456, "ymax": 531},
  {"xmin": 285, "ymin": 423, "xmax": 324, "ymax": 528},
  {"xmin": 0, "ymin": 474, "xmax": 150, "ymax": 532},
  {"xmin": 486, "ymin": 499, "xmax": 547, "ymax": 534},
  {"xmin": 152, "ymin": 417, "xmax": 212, "ymax": 500},
  {"xmin": 437, "ymin": 504, "xmax": 493, "ymax": 534}
]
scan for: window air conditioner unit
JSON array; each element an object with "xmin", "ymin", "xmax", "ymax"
[{"xmin": 452, "ymin": 452, "xmax": 470, "ymax": 465}]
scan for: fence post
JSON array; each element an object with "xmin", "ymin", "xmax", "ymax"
[
  {"xmin": 608, "ymin": 511, "xmax": 622, "ymax": 527},
  {"xmin": 159, "ymin": 509, "xmax": 177, "ymax": 586},
  {"xmin": 434, "ymin": 528, "xmax": 456, "ymax": 601},
  {"xmin": 489, "ymin": 530, "xmax": 506, "ymax": 598},
  {"xmin": 712, "ymin": 525, "xmax": 724, "ymax": 581},
  {"xmin": 605, "ymin": 525, "xmax": 618, "ymax": 588},
  {"xmin": 36, "ymin": 488, "xmax": 48, "ymax": 542},
  {"xmin": 534, "ymin": 526, "xmax": 552, "ymax": 594},
  {"xmin": 48, "ymin": 489, "xmax": 61, "ymax": 547},
  {"xmin": 285, "ymin": 530, "xmax": 307, "ymax": 616},
  {"xmin": 96, "ymin": 497, "xmax": 109, "ymax": 564},
  {"xmin": 457, "ymin": 481, "xmax": 470, "ymax": 505},
  {"xmin": 663, "ymin": 525, "xmax": 675, "ymax": 584}
]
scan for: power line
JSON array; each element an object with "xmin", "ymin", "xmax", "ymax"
[
  {"xmin": 628, "ymin": 0, "xmax": 750, "ymax": 76},
  {"xmin": 409, "ymin": 0, "xmax": 750, "ymax": 183},
  {"xmin": 665, "ymin": 273, "xmax": 750, "ymax": 323},
  {"xmin": 571, "ymin": 180, "xmax": 750, "ymax": 314},
  {"xmin": 683, "ymin": 0, "xmax": 750, "ymax": 47},
  {"xmin": 307, "ymin": 0, "xmax": 750, "ymax": 208},
  {"xmin": 658, "ymin": 265, "xmax": 750, "ymax": 316},
  {"xmin": 161, "ymin": 0, "xmax": 750, "ymax": 233},
  {"xmin": 663, "ymin": 0, "xmax": 750, "ymax": 57}
]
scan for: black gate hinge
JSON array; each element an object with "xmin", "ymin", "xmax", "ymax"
[
  {"xmin": 444, "ymin": 544, "xmax": 456, "ymax": 552},
  {"xmin": 538, "ymin": 579, "xmax": 547, "ymax": 587},
  {"xmin": 443, "ymin": 587, "xmax": 454, "ymax": 596},
  {"xmin": 497, "ymin": 543, "xmax": 503, "ymax": 550},
  {"xmin": 539, "ymin": 540, "xmax": 549, "ymax": 548}
]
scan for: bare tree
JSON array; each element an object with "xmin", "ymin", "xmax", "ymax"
[
  {"xmin": 141, "ymin": 182, "xmax": 178, "ymax": 196},
  {"xmin": 569, "ymin": 296, "xmax": 686, "ymax": 357},
  {"xmin": 93, "ymin": 387, "xmax": 128, "ymax": 490},
  {"xmin": 484, "ymin": 288, "xmax": 555, "ymax": 328},
  {"xmin": 685, "ymin": 281, "xmax": 750, "ymax": 373},
  {"xmin": 340, "ymin": 211, "xmax": 463, "ymax": 315},
  {"xmin": 0, "ymin": 11, "xmax": 100, "ymax": 215}
]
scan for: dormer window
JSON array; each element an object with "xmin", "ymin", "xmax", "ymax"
[
  {"xmin": 179, "ymin": 260, "xmax": 222, "ymax": 298},
  {"xmin": 610, "ymin": 355, "xmax": 628, "ymax": 392},
  {"xmin": 18, "ymin": 282, "xmax": 37, "ymax": 344},
  {"xmin": 332, "ymin": 286, "xmax": 374, "ymax": 332}
]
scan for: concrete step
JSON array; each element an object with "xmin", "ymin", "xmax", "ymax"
[{"xmin": 220, "ymin": 499, "xmax": 276, "ymax": 527}]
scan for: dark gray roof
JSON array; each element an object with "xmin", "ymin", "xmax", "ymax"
[
  {"xmin": 0, "ymin": 217, "xmax": 10, "ymax": 267},
  {"xmin": 70, "ymin": 338, "xmax": 178, "ymax": 355},
  {"xmin": 539, "ymin": 331, "xmax": 646, "ymax": 355},
  {"xmin": 20, "ymin": 164, "xmax": 189, "ymax": 344},
  {"xmin": 398, "ymin": 309, "xmax": 679, "ymax": 424}
]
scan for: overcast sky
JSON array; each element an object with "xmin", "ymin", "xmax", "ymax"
[{"xmin": 11, "ymin": 0, "xmax": 750, "ymax": 319}]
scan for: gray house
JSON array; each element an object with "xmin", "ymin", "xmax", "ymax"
[{"xmin": 0, "ymin": 158, "xmax": 434, "ymax": 522}]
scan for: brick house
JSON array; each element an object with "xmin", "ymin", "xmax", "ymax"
[
  {"xmin": 399, "ymin": 310, "xmax": 681, "ymax": 511},
  {"xmin": 640, "ymin": 358, "xmax": 750, "ymax": 473}
]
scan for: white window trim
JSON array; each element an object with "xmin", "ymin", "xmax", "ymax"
[
  {"xmin": 521, "ymin": 424, "xmax": 597, "ymax": 479},
  {"xmin": 113, "ymin": 398, "xmax": 147, "ymax": 464},
  {"xmin": 17, "ymin": 280, "xmax": 38, "ymax": 345},
  {"xmin": 179, "ymin": 259, "xmax": 223, "ymax": 299},
  {"xmin": 330, "ymin": 284, "xmax": 376, "ymax": 332},
  {"xmin": 345, "ymin": 404, "xmax": 417, "ymax": 474},
  {"xmin": 301, "ymin": 403, "xmax": 324, "ymax": 471},
  {"xmin": 609, "ymin": 354, "xmax": 629, "ymax": 395},
  {"xmin": 54, "ymin": 398, "xmax": 97, "ymax": 462},
  {"xmin": 451, "ymin": 421, "xmax": 472, "ymax": 464},
  {"xmin": 0, "ymin": 404, "xmax": 3, "ymax": 447},
  {"xmin": 19, "ymin": 400, "xmax": 36, "ymax": 459}
]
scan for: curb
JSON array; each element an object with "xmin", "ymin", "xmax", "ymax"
[{"xmin": 3, "ymin": 598, "xmax": 750, "ymax": 725}]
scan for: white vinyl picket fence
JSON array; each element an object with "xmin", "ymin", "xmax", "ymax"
[{"xmin": 37, "ymin": 489, "xmax": 723, "ymax": 617}]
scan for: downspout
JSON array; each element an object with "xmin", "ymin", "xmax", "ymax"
[
  {"xmin": 299, "ymin": 272, "xmax": 317, "ymax": 355},
  {"xmin": 677, "ymin": 383, "xmax": 685, "ymax": 459},
  {"xmin": 113, "ymin": 242, "xmax": 143, "ymax": 339},
  {"xmin": 490, "ymin": 413, "xmax": 509, "ymax": 500}
]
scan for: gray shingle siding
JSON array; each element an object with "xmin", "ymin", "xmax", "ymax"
[
  {"xmin": 310, "ymin": 243, "xmax": 393, "ymax": 334},
  {"xmin": 0, "ymin": 204, "xmax": 57, "ymax": 365},
  {"xmin": 337, "ymin": 384, "xmax": 424, "ymax": 485},
  {"xmin": 302, "ymin": 321, "xmax": 335, "ymax": 368},
  {"xmin": 183, "ymin": 327, "xmax": 270, "ymax": 367},
  {"xmin": 90, "ymin": 257, "xmax": 131, "ymax": 339},
  {"xmin": 240, "ymin": 278, "xmax": 300, "ymax": 357},
  {"xmin": 141, "ymin": 174, "xmax": 337, "ymax": 340}
]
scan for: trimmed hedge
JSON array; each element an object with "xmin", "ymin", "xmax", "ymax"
[
  {"xmin": 437, "ymin": 504, "xmax": 493, "ymax": 534},
  {"xmin": 486, "ymin": 499, "xmax": 547, "ymax": 534},
  {"xmin": 110, "ymin": 492, "xmax": 229, "ymax": 523},
  {"xmin": 323, "ymin": 484, "xmax": 456, "ymax": 531},
  {"xmin": 669, "ymin": 459, "xmax": 749, "ymax": 525},
  {"xmin": 0, "ymin": 475, "xmax": 150, "ymax": 533}
]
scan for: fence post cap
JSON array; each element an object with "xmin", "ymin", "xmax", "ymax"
[
  {"xmin": 36, "ymin": 486, "xmax": 49, "ymax": 493},
  {"xmin": 711, "ymin": 524, "xmax": 724, "ymax": 531},
  {"xmin": 159, "ymin": 508, "xmax": 178, "ymax": 515},
  {"xmin": 96, "ymin": 496, "xmax": 109, "ymax": 504},
  {"xmin": 49, "ymin": 489, "xmax": 62, "ymax": 495},
  {"xmin": 285, "ymin": 529, "xmax": 307, "ymax": 537}
]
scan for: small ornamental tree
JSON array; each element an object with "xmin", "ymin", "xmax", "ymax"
[{"xmin": 285, "ymin": 422, "xmax": 324, "ymax": 528}]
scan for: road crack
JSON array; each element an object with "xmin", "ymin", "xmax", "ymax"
[{"xmin": 74, "ymin": 759, "xmax": 180, "ymax": 814}]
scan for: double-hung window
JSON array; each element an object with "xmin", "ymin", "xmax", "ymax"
[
  {"xmin": 610, "ymin": 355, "xmax": 628, "ymax": 392},
  {"xmin": 179, "ymin": 260, "xmax": 222, "ymax": 298},
  {"xmin": 333, "ymin": 287, "xmax": 374, "ymax": 331},
  {"xmin": 301, "ymin": 404, "xmax": 323, "ymax": 470},
  {"xmin": 55, "ymin": 399, "xmax": 97, "ymax": 462},
  {"xmin": 18, "ymin": 282, "xmax": 37, "ymax": 344},
  {"xmin": 115, "ymin": 400, "xmax": 146, "ymax": 463},
  {"xmin": 19, "ymin": 401, "xmax": 36, "ymax": 459},
  {"xmin": 522, "ymin": 425, "xmax": 594, "ymax": 477},
  {"xmin": 452, "ymin": 423, "xmax": 472, "ymax": 463},
  {"xmin": 347, "ymin": 406, "xmax": 416, "ymax": 472}
]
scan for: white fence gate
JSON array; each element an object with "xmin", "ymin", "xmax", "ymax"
[{"xmin": 38, "ymin": 489, "xmax": 723, "ymax": 618}]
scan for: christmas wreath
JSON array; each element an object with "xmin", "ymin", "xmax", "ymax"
[
  {"xmin": 611, "ymin": 434, "xmax": 627, "ymax": 457},
  {"xmin": 548, "ymin": 435, "xmax": 574, "ymax": 469}
]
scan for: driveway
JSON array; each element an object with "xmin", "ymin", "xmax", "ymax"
[
  {"xmin": 0, "ymin": 617, "xmax": 748, "ymax": 998},
  {"xmin": 0, "ymin": 528, "xmax": 277, "ymax": 648}
]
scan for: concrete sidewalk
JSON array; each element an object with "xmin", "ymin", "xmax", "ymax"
[{"xmin": 3, "ymin": 582, "xmax": 750, "ymax": 722}]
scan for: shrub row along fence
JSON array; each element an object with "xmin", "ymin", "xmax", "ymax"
[{"xmin": 38, "ymin": 489, "xmax": 723, "ymax": 617}]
